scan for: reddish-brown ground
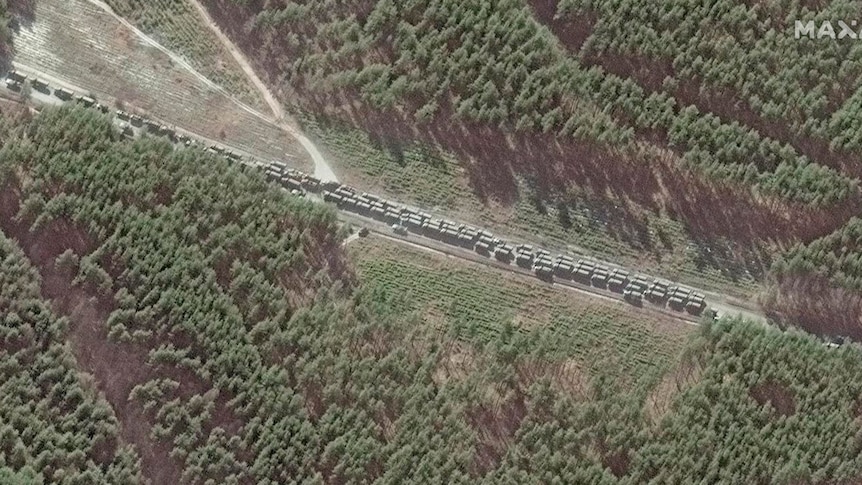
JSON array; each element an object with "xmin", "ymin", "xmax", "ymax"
[
  {"xmin": 761, "ymin": 274, "xmax": 862, "ymax": 340},
  {"xmin": 749, "ymin": 379, "xmax": 796, "ymax": 416},
  {"xmin": 531, "ymin": 1, "xmax": 862, "ymax": 179},
  {"xmin": 467, "ymin": 389, "xmax": 527, "ymax": 476},
  {"xmin": 0, "ymin": 185, "xmax": 183, "ymax": 484},
  {"xmin": 202, "ymin": 0, "xmax": 856, "ymax": 254},
  {"xmin": 0, "ymin": 181, "xmax": 246, "ymax": 483}
]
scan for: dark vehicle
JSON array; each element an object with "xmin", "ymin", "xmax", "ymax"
[
  {"xmin": 554, "ymin": 262, "xmax": 575, "ymax": 279},
  {"xmin": 623, "ymin": 288, "xmax": 643, "ymax": 306},
  {"xmin": 321, "ymin": 180, "xmax": 341, "ymax": 192},
  {"xmin": 145, "ymin": 120, "xmax": 161, "ymax": 133},
  {"xmin": 495, "ymin": 246, "xmax": 514, "ymax": 263},
  {"xmin": 607, "ymin": 277, "xmax": 626, "ymax": 293},
  {"xmin": 370, "ymin": 206, "xmax": 386, "ymax": 220},
  {"xmin": 54, "ymin": 87, "xmax": 74, "ymax": 101},
  {"xmin": 515, "ymin": 252, "xmax": 534, "ymax": 269},
  {"xmin": 281, "ymin": 177, "xmax": 303, "ymax": 191},
  {"xmin": 31, "ymin": 78, "xmax": 50, "ymax": 93},
  {"xmin": 119, "ymin": 123, "xmax": 134, "ymax": 138},
  {"xmin": 573, "ymin": 267, "xmax": 592, "ymax": 284},
  {"xmin": 76, "ymin": 95, "xmax": 96, "ymax": 107},
  {"xmin": 535, "ymin": 265, "xmax": 554, "ymax": 282},
  {"xmin": 590, "ymin": 269, "xmax": 609, "ymax": 287},
  {"xmin": 668, "ymin": 297, "xmax": 685, "ymax": 311},
  {"xmin": 6, "ymin": 70, "xmax": 26, "ymax": 83},
  {"xmin": 473, "ymin": 241, "xmax": 491, "ymax": 255}
]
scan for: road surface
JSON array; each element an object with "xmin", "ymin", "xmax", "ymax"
[
  {"xmin": 184, "ymin": 0, "xmax": 338, "ymax": 183},
  {"xmin": 84, "ymin": 0, "xmax": 339, "ymax": 183},
  {"xmin": 5, "ymin": 59, "xmax": 769, "ymax": 330}
]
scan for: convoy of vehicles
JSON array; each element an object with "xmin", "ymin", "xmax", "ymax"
[{"xmin": 3, "ymin": 69, "xmax": 710, "ymax": 318}]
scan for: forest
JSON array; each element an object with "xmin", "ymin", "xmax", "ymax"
[
  {"xmin": 0, "ymin": 232, "xmax": 142, "ymax": 483},
  {"xmin": 1, "ymin": 104, "xmax": 862, "ymax": 483},
  {"xmin": 181, "ymin": 0, "xmax": 862, "ymax": 337},
  {"xmin": 201, "ymin": 0, "xmax": 859, "ymax": 207}
]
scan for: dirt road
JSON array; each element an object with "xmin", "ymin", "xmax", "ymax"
[
  {"xmin": 86, "ymin": 0, "xmax": 339, "ymax": 183},
  {"xmin": 186, "ymin": 0, "xmax": 339, "ymax": 183},
  {"xmin": 186, "ymin": 0, "xmax": 283, "ymax": 120}
]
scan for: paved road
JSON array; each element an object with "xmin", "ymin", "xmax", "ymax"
[
  {"xmin": 5, "ymin": 60, "xmax": 768, "ymax": 329},
  {"xmin": 338, "ymin": 210, "xmax": 704, "ymax": 328}
]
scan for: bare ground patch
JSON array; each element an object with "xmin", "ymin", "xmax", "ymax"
[
  {"xmin": 645, "ymin": 352, "xmax": 705, "ymax": 425},
  {"xmin": 467, "ymin": 388, "xmax": 527, "ymax": 476},
  {"xmin": 516, "ymin": 357, "xmax": 591, "ymax": 399},
  {"xmin": 199, "ymin": 0, "xmax": 861, "ymax": 299},
  {"xmin": 0, "ymin": 189, "xmax": 183, "ymax": 483},
  {"xmin": 533, "ymin": 6, "xmax": 862, "ymax": 185},
  {"xmin": 433, "ymin": 342, "xmax": 479, "ymax": 386},
  {"xmin": 528, "ymin": 0, "xmax": 596, "ymax": 54},
  {"xmin": 0, "ymin": 183, "xmax": 246, "ymax": 482},
  {"xmin": 749, "ymin": 379, "xmax": 796, "ymax": 417},
  {"xmin": 761, "ymin": 274, "xmax": 862, "ymax": 341},
  {"xmin": 13, "ymin": 0, "xmax": 313, "ymax": 171}
]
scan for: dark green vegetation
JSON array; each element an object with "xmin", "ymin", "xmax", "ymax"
[
  {"xmin": 199, "ymin": 0, "xmax": 862, "ymax": 205},
  {"xmin": 557, "ymin": 0, "xmax": 862, "ymax": 159},
  {"xmin": 0, "ymin": 232, "xmax": 143, "ymax": 483},
  {"xmin": 547, "ymin": 0, "xmax": 862, "ymax": 339},
  {"xmin": 1, "ymin": 105, "xmax": 862, "ymax": 483},
  {"xmin": 1, "ymin": 104, "xmax": 348, "ymax": 482},
  {"xmin": 193, "ymin": 0, "xmax": 862, "ymax": 332},
  {"xmin": 775, "ymin": 217, "xmax": 862, "ymax": 293},
  {"xmin": 765, "ymin": 217, "xmax": 862, "ymax": 339}
]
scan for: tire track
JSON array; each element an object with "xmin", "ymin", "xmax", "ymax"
[{"xmin": 86, "ymin": 0, "xmax": 339, "ymax": 182}]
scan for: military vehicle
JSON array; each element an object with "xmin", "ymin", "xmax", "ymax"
[{"xmin": 54, "ymin": 87, "xmax": 74, "ymax": 101}]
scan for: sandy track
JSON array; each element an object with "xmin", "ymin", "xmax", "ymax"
[
  {"xmin": 185, "ymin": 0, "xmax": 338, "ymax": 182},
  {"xmin": 14, "ymin": 0, "xmax": 312, "ymax": 168},
  {"xmin": 186, "ymin": 0, "xmax": 283, "ymax": 120},
  {"xmin": 92, "ymin": 0, "xmax": 339, "ymax": 182}
]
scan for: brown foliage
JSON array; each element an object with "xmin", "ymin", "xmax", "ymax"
[
  {"xmin": 466, "ymin": 389, "xmax": 527, "ymax": 476},
  {"xmin": 749, "ymin": 379, "xmax": 797, "ymax": 417},
  {"xmin": 761, "ymin": 274, "xmax": 862, "ymax": 340}
]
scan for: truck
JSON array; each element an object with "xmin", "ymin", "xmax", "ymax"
[
  {"xmin": 6, "ymin": 71, "xmax": 26, "ymax": 83},
  {"xmin": 54, "ymin": 87, "xmax": 74, "ymax": 101},
  {"xmin": 31, "ymin": 78, "xmax": 50, "ymax": 92},
  {"xmin": 75, "ymin": 95, "xmax": 96, "ymax": 107}
]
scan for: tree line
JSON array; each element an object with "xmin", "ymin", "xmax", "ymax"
[
  {"xmin": 558, "ymin": 0, "xmax": 862, "ymax": 156},
  {"xmin": 0, "ymin": 231, "xmax": 143, "ymax": 483},
  {"xmin": 1, "ymin": 104, "xmax": 862, "ymax": 482},
  {"xmin": 207, "ymin": 0, "xmax": 858, "ymax": 207}
]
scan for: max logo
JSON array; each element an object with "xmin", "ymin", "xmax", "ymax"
[{"xmin": 795, "ymin": 20, "xmax": 862, "ymax": 39}]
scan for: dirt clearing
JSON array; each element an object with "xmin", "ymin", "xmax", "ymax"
[{"xmin": 11, "ymin": 0, "xmax": 312, "ymax": 171}]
